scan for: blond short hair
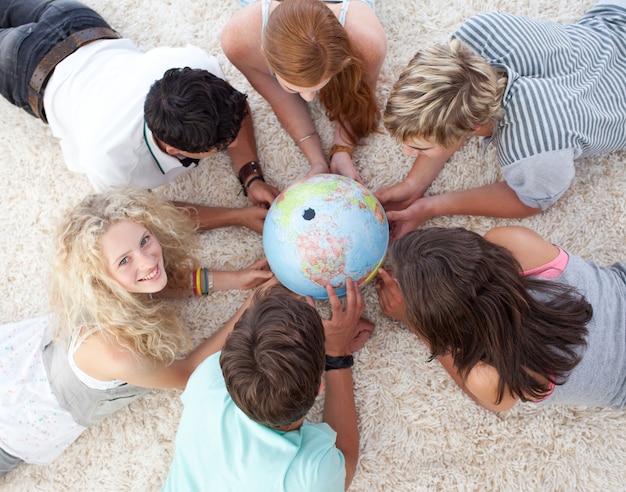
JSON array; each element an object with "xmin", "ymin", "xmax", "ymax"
[{"xmin": 384, "ymin": 39, "xmax": 506, "ymax": 148}]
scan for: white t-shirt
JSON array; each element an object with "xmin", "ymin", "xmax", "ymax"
[{"xmin": 44, "ymin": 39, "xmax": 225, "ymax": 191}]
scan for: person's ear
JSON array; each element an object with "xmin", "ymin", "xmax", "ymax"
[
  {"xmin": 318, "ymin": 377, "xmax": 325, "ymax": 396},
  {"xmin": 163, "ymin": 143, "xmax": 182, "ymax": 156}
]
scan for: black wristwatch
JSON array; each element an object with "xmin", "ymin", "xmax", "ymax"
[{"xmin": 325, "ymin": 354, "xmax": 354, "ymax": 371}]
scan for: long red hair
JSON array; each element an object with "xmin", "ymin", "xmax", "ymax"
[{"xmin": 263, "ymin": 0, "xmax": 379, "ymax": 144}]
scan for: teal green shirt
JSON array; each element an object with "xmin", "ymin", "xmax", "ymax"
[{"xmin": 162, "ymin": 353, "xmax": 346, "ymax": 491}]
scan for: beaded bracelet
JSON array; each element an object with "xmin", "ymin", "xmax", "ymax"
[{"xmin": 192, "ymin": 268, "xmax": 213, "ymax": 296}]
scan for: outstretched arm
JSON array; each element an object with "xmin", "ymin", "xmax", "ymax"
[
  {"xmin": 159, "ymin": 258, "xmax": 273, "ymax": 298},
  {"xmin": 386, "ymin": 181, "xmax": 541, "ymax": 239},
  {"xmin": 154, "ymin": 293, "xmax": 257, "ymax": 388},
  {"xmin": 316, "ymin": 279, "xmax": 367, "ymax": 489},
  {"xmin": 221, "ymin": 5, "xmax": 329, "ymax": 175},
  {"xmin": 212, "ymin": 259, "xmax": 274, "ymax": 291},
  {"xmin": 74, "ymin": 278, "xmax": 280, "ymax": 390},
  {"xmin": 70, "ymin": 304, "xmax": 246, "ymax": 390},
  {"xmin": 171, "ymin": 201, "xmax": 267, "ymax": 234},
  {"xmin": 227, "ymin": 109, "xmax": 280, "ymax": 207},
  {"xmin": 375, "ymin": 152, "xmax": 453, "ymax": 212},
  {"xmin": 247, "ymin": 72, "xmax": 328, "ymax": 175}
]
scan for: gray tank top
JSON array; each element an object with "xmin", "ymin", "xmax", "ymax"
[
  {"xmin": 534, "ymin": 253, "xmax": 626, "ymax": 409},
  {"xmin": 43, "ymin": 334, "xmax": 149, "ymax": 427}
]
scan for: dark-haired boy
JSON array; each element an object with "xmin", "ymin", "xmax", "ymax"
[
  {"xmin": 0, "ymin": 0, "xmax": 278, "ymax": 232},
  {"xmin": 162, "ymin": 279, "xmax": 370, "ymax": 491}
]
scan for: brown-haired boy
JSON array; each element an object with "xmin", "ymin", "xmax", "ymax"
[{"xmin": 162, "ymin": 279, "xmax": 370, "ymax": 491}]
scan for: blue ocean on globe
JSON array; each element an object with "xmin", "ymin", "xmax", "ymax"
[{"xmin": 263, "ymin": 174, "xmax": 389, "ymax": 299}]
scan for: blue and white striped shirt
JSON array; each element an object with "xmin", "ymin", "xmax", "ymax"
[{"xmin": 453, "ymin": 3, "xmax": 626, "ymax": 209}]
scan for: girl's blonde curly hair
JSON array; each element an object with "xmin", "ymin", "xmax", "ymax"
[{"xmin": 51, "ymin": 189, "xmax": 199, "ymax": 364}]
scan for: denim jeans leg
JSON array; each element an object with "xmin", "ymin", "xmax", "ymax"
[
  {"xmin": 0, "ymin": 0, "xmax": 52, "ymax": 110},
  {"xmin": 0, "ymin": 0, "xmax": 56, "ymax": 27},
  {"xmin": 0, "ymin": 0, "xmax": 114, "ymax": 117}
]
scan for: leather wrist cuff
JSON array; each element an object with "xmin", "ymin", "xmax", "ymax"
[
  {"xmin": 238, "ymin": 161, "xmax": 264, "ymax": 197},
  {"xmin": 325, "ymin": 354, "xmax": 354, "ymax": 371},
  {"xmin": 328, "ymin": 144, "xmax": 354, "ymax": 159}
]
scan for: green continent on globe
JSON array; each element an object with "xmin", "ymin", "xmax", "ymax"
[{"xmin": 272, "ymin": 177, "xmax": 385, "ymax": 229}]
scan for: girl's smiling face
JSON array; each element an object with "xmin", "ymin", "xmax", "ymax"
[{"xmin": 99, "ymin": 220, "xmax": 168, "ymax": 294}]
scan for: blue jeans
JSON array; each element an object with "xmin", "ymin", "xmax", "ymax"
[{"xmin": 0, "ymin": 0, "xmax": 113, "ymax": 118}]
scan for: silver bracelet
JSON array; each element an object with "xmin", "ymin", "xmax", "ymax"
[{"xmin": 295, "ymin": 132, "xmax": 317, "ymax": 145}]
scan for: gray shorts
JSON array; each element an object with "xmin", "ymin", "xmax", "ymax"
[{"xmin": 0, "ymin": 445, "xmax": 22, "ymax": 478}]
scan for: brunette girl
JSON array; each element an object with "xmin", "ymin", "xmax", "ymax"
[{"xmin": 376, "ymin": 226, "xmax": 626, "ymax": 412}]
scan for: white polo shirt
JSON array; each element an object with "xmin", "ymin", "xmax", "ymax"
[{"xmin": 44, "ymin": 39, "xmax": 224, "ymax": 191}]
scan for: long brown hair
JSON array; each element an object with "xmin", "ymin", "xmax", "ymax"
[
  {"xmin": 388, "ymin": 227, "xmax": 591, "ymax": 404},
  {"xmin": 263, "ymin": 0, "xmax": 379, "ymax": 145}
]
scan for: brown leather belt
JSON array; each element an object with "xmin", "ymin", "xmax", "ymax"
[{"xmin": 27, "ymin": 26, "xmax": 121, "ymax": 122}]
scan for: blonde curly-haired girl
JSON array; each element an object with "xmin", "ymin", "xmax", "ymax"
[{"xmin": 0, "ymin": 188, "xmax": 273, "ymax": 476}]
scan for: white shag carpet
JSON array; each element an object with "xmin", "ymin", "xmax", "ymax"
[{"xmin": 1, "ymin": 0, "xmax": 626, "ymax": 490}]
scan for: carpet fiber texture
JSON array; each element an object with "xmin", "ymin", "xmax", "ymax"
[{"xmin": 1, "ymin": 0, "xmax": 625, "ymax": 490}]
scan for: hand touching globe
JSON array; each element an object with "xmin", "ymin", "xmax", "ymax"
[{"xmin": 263, "ymin": 174, "xmax": 389, "ymax": 299}]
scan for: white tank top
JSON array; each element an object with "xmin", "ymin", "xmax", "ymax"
[{"xmin": 68, "ymin": 326, "xmax": 125, "ymax": 391}]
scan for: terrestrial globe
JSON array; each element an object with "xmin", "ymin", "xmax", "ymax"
[{"xmin": 263, "ymin": 174, "xmax": 389, "ymax": 299}]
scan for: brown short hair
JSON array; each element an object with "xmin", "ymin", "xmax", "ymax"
[{"xmin": 220, "ymin": 285, "xmax": 325, "ymax": 428}]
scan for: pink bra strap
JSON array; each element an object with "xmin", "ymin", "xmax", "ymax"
[{"xmin": 523, "ymin": 247, "xmax": 569, "ymax": 279}]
